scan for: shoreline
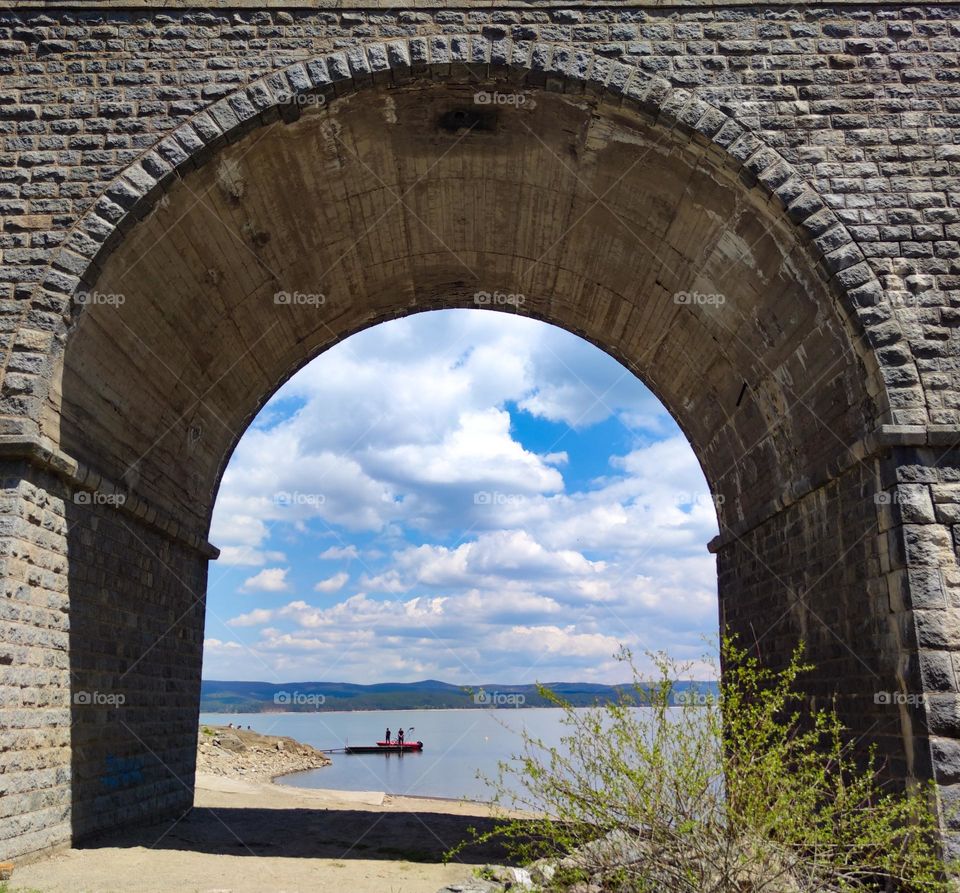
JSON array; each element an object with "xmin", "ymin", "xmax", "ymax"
[
  {"xmin": 196, "ymin": 723, "xmax": 333, "ymax": 781},
  {"xmin": 12, "ymin": 726, "xmax": 520, "ymax": 893},
  {"xmin": 202, "ymin": 723, "xmax": 495, "ymax": 807},
  {"xmin": 270, "ymin": 769, "xmax": 495, "ymax": 807},
  {"xmin": 198, "ymin": 770, "xmax": 494, "ymax": 811},
  {"xmin": 200, "ymin": 704, "xmax": 553, "ymax": 715}
]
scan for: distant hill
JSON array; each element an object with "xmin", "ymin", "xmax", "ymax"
[{"xmin": 200, "ymin": 678, "xmax": 719, "ymax": 713}]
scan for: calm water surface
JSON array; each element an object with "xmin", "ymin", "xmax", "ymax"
[{"xmin": 199, "ymin": 708, "xmax": 572, "ymax": 801}]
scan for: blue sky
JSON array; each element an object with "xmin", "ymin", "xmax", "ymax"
[{"xmin": 203, "ymin": 310, "xmax": 719, "ymax": 685}]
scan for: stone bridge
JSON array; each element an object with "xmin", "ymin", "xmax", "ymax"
[{"xmin": 2, "ymin": 0, "xmax": 960, "ymax": 862}]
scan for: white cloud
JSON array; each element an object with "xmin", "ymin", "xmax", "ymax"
[
  {"xmin": 203, "ymin": 637, "xmax": 245, "ymax": 652},
  {"xmin": 211, "ymin": 514, "xmax": 268, "ymax": 548},
  {"xmin": 217, "ymin": 546, "xmax": 286, "ymax": 567},
  {"xmin": 208, "ymin": 312, "xmax": 669, "ymax": 559},
  {"xmin": 363, "ymin": 531, "xmax": 604, "ymax": 594},
  {"xmin": 370, "ymin": 408, "xmax": 563, "ymax": 495},
  {"xmin": 489, "ymin": 625, "xmax": 623, "ymax": 659},
  {"xmin": 320, "ymin": 545, "xmax": 359, "ymax": 560},
  {"xmin": 239, "ymin": 567, "xmax": 290, "ymax": 593},
  {"xmin": 210, "ymin": 580, "xmax": 694, "ymax": 684},
  {"xmin": 203, "ymin": 311, "xmax": 718, "ymax": 684},
  {"xmin": 314, "ymin": 572, "xmax": 349, "ymax": 593},
  {"xmin": 227, "ymin": 608, "xmax": 275, "ymax": 628}
]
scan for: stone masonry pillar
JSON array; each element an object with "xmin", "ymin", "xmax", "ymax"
[{"xmin": 0, "ymin": 441, "xmax": 215, "ymax": 861}]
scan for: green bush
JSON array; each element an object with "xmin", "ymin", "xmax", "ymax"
[{"xmin": 457, "ymin": 639, "xmax": 953, "ymax": 892}]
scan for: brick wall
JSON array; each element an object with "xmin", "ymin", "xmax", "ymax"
[{"xmin": 2, "ymin": 0, "xmax": 960, "ymax": 863}]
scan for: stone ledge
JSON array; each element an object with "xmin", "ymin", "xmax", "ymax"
[
  {"xmin": 708, "ymin": 424, "xmax": 960, "ymax": 554},
  {"xmin": 0, "ymin": 436, "xmax": 220, "ymax": 561}
]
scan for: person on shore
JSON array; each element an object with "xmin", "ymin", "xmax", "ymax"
[
  {"xmin": 385, "ymin": 728, "xmax": 391, "ymax": 743},
  {"xmin": 397, "ymin": 728, "xmax": 404, "ymax": 745}
]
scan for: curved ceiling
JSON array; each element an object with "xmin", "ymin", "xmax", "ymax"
[{"xmin": 49, "ymin": 81, "xmax": 878, "ymax": 535}]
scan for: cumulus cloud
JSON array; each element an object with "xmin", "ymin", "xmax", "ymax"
[
  {"xmin": 204, "ymin": 311, "xmax": 719, "ymax": 683},
  {"xmin": 217, "ymin": 546, "xmax": 286, "ymax": 567},
  {"xmin": 320, "ymin": 545, "xmax": 359, "ymax": 560},
  {"xmin": 220, "ymin": 590, "xmax": 630, "ymax": 683},
  {"xmin": 239, "ymin": 567, "xmax": 290, "ymax": 593},
  {"xmin": 226, "ymin": 608, "xmax": 275, "ymax": 628},
  {"xmin": 314, "ymin": 572, "xmax": 349, "ymax": 593},
  {"xmin": 203, "ymin": 637, "xmax": 245, "ymax": 652},
  {"xmin": 362, "ymin": 531, "xmax": 605, "ymax": 594}
]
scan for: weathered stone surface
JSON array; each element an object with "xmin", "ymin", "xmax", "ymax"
[
  {"xmin": 896, "ymin": 484, "xmax": 937, "ymax": 525},
  {"xmin": 0, "ymin": 0, "xmax": 959, "ymax": 867}
]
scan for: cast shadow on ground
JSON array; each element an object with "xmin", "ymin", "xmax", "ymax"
[{"xmin": 75, "ymin": 806, "xmax": 520, "ymax": 864}]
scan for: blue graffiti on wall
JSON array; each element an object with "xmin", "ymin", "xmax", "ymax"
[{"xmin": 102, "ymin": 754, "xmax": 145, "ymax": 790}]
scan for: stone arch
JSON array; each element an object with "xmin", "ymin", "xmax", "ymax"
[
  {"xmin": 0, "ymin": 35, "xmax": 946, "ymax": 862},
  {"xmin": 14, "ymin": 36, "xmax": 897, "ymax": 443}
]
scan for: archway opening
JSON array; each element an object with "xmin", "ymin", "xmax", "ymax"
[
  {"xmin": 205, "ymin": 309, "xmax": 722, "ymax": 683},
  {"xmin": 199, "ymin": 309, "xmax": 721, "ymax": 803},
  {"xmin": 42, "ymin": 67, "xmax": 907, "ymax": 854}
]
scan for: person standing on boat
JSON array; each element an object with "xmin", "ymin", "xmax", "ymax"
[
  {"xmin": 397, "ymin": 728, "xmax": 404, "ymax": 746},
  {"xmin": 385, "ymin": 728, "xmax": 391, "ymax": 743}
]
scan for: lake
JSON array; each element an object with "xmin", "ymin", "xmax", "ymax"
[{"xmin": 198, "ymin": 707, "xmax": 573, "ymax": 801}]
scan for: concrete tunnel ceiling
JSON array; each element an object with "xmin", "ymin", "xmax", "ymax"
[{"xmin": 48, "ymin": 80, "xmax": 880, "ymax": 539}]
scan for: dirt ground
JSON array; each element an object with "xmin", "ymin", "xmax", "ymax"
[{"xmin": 11, "ymin": 774, "xmax": 515, "ymax": 893}]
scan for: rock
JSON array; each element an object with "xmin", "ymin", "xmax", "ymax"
[
  {"xmin": 480, "ymin": 865, "xmax": 533, "ymax": 888},
  {"xmin": 441, "ymin": 826, "xmax": 819, "ymax": 893},
  {"xmin": 437, "ymin": 882, "xmax": 503, "ymax": 893},
  {"xmin": 541, "ymin": 828, "xmax": 649, "ymax": 879},
  {"xmin": 215, "ymin": 730, "xmax": 246, "ymax": 753},
  {"xmin": 508, "ymin": 867, "xmax": 532, "ymax": 888},
  {"xmin": 529, "ymin": 859, "xmax": 555, "ymax": 885},
  {"xmin": 195, "ymin": 725, "xmax": 331, "ymax": 781}
]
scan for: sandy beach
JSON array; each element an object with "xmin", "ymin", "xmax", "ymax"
[{"xmin": 11, "ymin": 772, "xmax": 512, "ymax": 893}]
